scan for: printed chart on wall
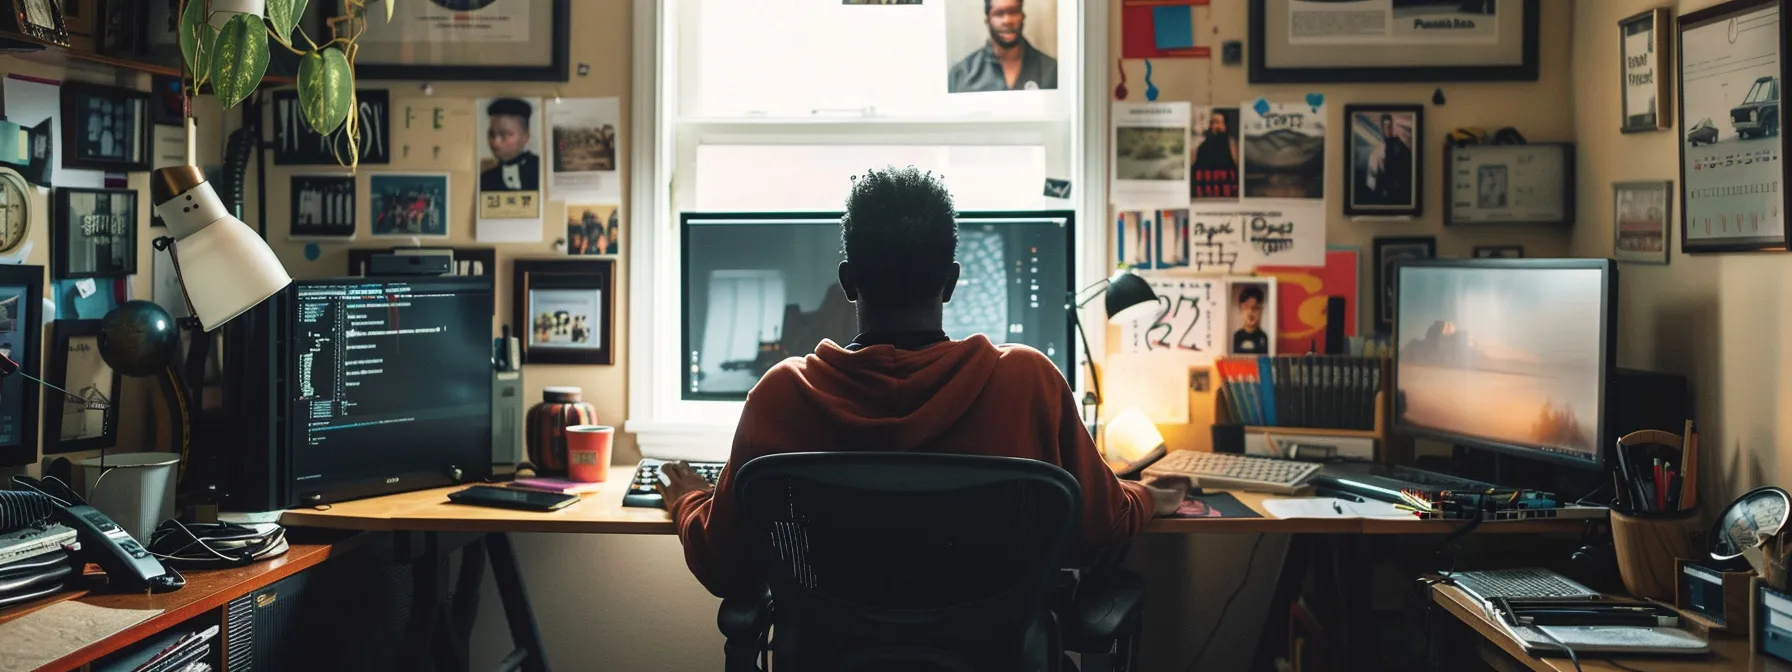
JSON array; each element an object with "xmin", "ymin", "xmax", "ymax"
[
  {"xmin": 1680, "ymin": 2, "xmax": 1784, "ymax": 251},
  {"xmin": 1286, "ymin": 0, "xmax": 1500, "ymax": 45},
  {"xmin": 1112, "ymin": 102, "xmax": 1191, "ymax": 208}
]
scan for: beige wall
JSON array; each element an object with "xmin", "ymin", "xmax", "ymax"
[{"xmin": 1571, "ymin": 0, "xmax": 1779, "ymax": 514}]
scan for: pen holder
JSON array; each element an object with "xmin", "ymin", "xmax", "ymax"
[{"xmin": 1612, "ymin": 509, "xmax": 1702, "ymax": 601}]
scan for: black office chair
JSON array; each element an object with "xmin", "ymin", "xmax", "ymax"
[{"xmin": 717, "ymin": 452, "xmax": 1144, "ymax": 672}]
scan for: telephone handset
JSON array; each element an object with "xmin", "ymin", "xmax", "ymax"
[{"xmin": 12, "ymin": 476, "xmax": 181, "ymax": 593}]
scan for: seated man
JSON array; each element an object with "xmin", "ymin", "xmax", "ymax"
[{"xmin": 659, "ymin": 166, "xmax": 1188, "ymax": 598}]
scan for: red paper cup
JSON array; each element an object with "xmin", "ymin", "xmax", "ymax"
[{"xmin": 565, "ymin": 425, "xmax": 614, "ymax": 483}]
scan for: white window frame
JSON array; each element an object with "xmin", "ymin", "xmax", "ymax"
[{"xmin": 627, "ymin": 0, "xmax": 1110, "ymax": 459}]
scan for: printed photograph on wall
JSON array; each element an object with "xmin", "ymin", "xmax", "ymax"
[
  {"xmin": 1224, "ymin": 277, "xmax": 1277, "ymax": 356},
  {"xmin": 1678, "ymin": 0, "xmax": 1786, "ymax": 252},
  {"xmin": 53, "ymin": 188, "xmax": 136, "ymax": 279},
  {"xmin": 1116, "ymin": 210, "xmax": 1154, "ymax": 269},
  {"xmin": 945, "ymin": 0, "xmax": 1059, "ymax": 93},
  {"xmin": 1155, "ymin": 208, "xmax": 1190, "ymax": 268},
  {"xmin": 1620, "ymin": 8, "xmax": 1671, "ymax": 132},
  {"xmin": 513, "ymin": 259, "xmax": 615, "ymax": 365},
  {"xmin": 289, "ymin": 174, "xmax": 357, "ymax": 240},
  {"xmin": 1614, "ymin": 180, "xmax": 1672, "ymax": 264},
  {"xmin": 1242, "ymin": 99, "xmax": 1326, "ymax": 201},
  {"xmin": 60, "ymin": 81, "xmax": 149, "ymax": 171},
  {"xmin": 1472, "ymin": 245, "xmax": 1524, "ymax": 259},
  {"xmin": 44, "ymin": 319, "xmax": 119, "ymax": 454},
  {"xmin": 565, "ymin": 203, "xmax": 620, "ymax": 256},
  {"xmin": 547, "ymin": 97, "xmax": 621, "ymax": 201},
  {"xmin": 1190, "ymin": 106, "xmax": 1240, "ymax": 201},
  {"xmin": 0, "ymin": 265, "xmax": 43, "ymax": 466},
  {"xmin": 1372, "ymin": 235, "xmax": 1435, "ymax": 334},
  {"xmin": 476, "ymin": 97, "xmax": 544, "ymax": 220},
  {"xmin": 1344, "ymin": 104, "xmax": 1422, "ymax": 216},
  {"xmin": 371, "ymin": 173, "xmax": 451, "ymax": 238}
]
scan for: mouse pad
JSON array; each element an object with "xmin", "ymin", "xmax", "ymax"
[{"xmin": 1173, "ymin": 492, "xmax": 1261, "ymax": 519}]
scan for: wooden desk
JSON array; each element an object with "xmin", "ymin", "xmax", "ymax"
[
  {"xmin": 280, "ymin": 483, "xmax": 1594, "ymax": 536},
  {"xmin": 0, "ymin": 532, "xmax": 361, "ymax": 672},
  {"xmin": 1431, "ymin": 583, "xmax": 1792, "ymax": 672}
]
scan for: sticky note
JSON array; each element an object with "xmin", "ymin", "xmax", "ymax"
[{"xmin": 1153, "ymin": 5, "xmax": 1195, "ymax": 51}]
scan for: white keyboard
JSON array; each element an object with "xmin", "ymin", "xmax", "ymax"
[{"xmin": 1142, "ymin": 451, "xmax": 1319, "ymax": 495}]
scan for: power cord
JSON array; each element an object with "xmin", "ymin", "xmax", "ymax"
[
  {"xmin": 1181, "ymin": 533, "xmax": 1269, "ymax": 672},
  {"xmin": 1533, "ymin": 625, "xmax": 1583, "ymax": 672}
]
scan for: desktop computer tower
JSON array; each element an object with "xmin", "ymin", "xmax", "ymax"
[
  {"xmin": 493, "ymin": 371, "xmax": 524, "ymax": 476},
  {"xmin": 223, "ymin": 536, "xmax": 411, "ymax": 671}
]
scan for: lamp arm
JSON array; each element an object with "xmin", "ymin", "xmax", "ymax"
[{"xmin": 1071, "ymin": 277, "xmax": 1113, "ymax": 310}]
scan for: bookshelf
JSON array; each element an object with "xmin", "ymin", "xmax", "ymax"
[{"xmin": 1211, "ymin": 357, "xmax": 1409, "ymax": 465}]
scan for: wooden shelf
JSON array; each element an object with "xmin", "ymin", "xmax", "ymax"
[
  {"xmin": 0, "ymin": 30, "xmax": 297, "ymax": 85},
  {"xmin": 1213, "ymin": 356, "xmax": 1407, "ymax": 464}
]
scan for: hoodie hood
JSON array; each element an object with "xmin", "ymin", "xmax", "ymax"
[{"xmin": 781, "ymin": 335, "xmax": 1001, "ymax": 450}]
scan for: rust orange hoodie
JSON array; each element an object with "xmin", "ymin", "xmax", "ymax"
[{"xmin": 671, "ymin": 334, "xmax": 1155, "ymax": 598}]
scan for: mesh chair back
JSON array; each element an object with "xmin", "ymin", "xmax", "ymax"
[{"xmin": 734, "ymin": 452, "xmax": 1082, "ymax": 672}]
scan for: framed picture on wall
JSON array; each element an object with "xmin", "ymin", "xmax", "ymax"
[
  {"xmin": 512, "ymin": 259, "xmax": 615, "ymax": 365},
  {"xmin": 1343, "ymin": 104, "xmax": 1422, "ymax": 217},
  {"xmin": 1372, "ymin": 236, "xmax": 1435, "ymax": 335},
  {"xmin": 0, "ymin": 265, "xmax": 44, "ymax": 466},
  {"xmin": 1222, "ymin": 276, "xmax": 1277, "ymax": 356},
  {"xmin": 329, "ymin": 0, "xmax": 571, "ymax": 81},
  {"xmin": 1445, "ymin": 143, "xmax": 1574, "ymax": 225},
  {"xmin": 43, "ymin": 319, "xmax": 120, "ymax": 455},
  {"xmin": 1248, "ymin": 0, "xmax": 1539, "ymax": 83},
  {"xmin": 4, "ymin": 0, "xmax": 70, "ymax": 46},
  {"xmin": 1620, "ymin": 8, "xmax": 1672, "ymax": 133},
  {"xmin": 1614, "ymin": 181, "xmax": 1673, "ymax": 264},
  {"xmin": 59, "ymin": 81, "xmax": 151, "ymax": 172},
  {"xmin": 1678, "ymin": 0, "xmax": 1789, "ymax": 253},
  {"xmin": 1472, "ymin": 245, "xmax": 1524, "ymax": 259},
  {"xmin": 53, "ymin": 188, "xmax": 137, "ymax": 279}
]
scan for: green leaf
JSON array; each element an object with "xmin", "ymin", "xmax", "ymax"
[
  {"xmin": 297, "ymin": 48, "xmax": 355, "ymax": 136},
  {"xmin": 210, "ymin": 13, "xmax": 270, "ymax": 109},
  {"xmin": 386, "ymin": 0, "xmax": 395, "ymax": 22},
  {"xmin": 266, "ymin": 0, "xmax": 307, "ymax": 46},
  {"xmin": 178, "ymin": 0, "xmax": 215, "ymax": 87}
]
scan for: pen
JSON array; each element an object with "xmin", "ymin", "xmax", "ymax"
[{"xmin": 1314, "ymin": 487, "xmax": 1366, "ymax": 503}]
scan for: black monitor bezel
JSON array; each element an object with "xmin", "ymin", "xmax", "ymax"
[
  {"xmin": 1390, "ymin": 257, "xmax": 1617, "ymax": 471},
  {"xmin": 678, "ymin": 210, "xmax": 1078, "ymax": 402},
  {"xmin": 285, "ymin": 275, "xmax": 496, "ymax": 506}
]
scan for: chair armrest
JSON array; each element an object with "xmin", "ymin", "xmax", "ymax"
[
  {"xmin": 718, "ymin": 588, "xmax": 773, "ymax": 642},
  {"xmin": 1062, "ymin": 567, "xmax": 1144, "ymax": 650}
]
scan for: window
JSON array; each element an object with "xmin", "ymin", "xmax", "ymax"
[{"xmin": 629, "ymin": 0, "xmax": 1105, "ymax": 458}]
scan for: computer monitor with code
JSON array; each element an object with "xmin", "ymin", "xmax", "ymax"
[
  {"xmin": 681, "ymin": 211, "xmax": 1076, "ymax": 401},
  {"xmin": 288, "ymin": 277, "xmax": 494, "ymax": 502}
]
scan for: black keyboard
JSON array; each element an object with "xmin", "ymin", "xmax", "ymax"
[{"xmin": 621, "ymin": 458, "xmax": 725, "ymax": 509}]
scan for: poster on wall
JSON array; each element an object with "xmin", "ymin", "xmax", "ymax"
[
  {"xmin": 1242, "ymin": 98, "xmax": 1326, "ymax": 202},
  {"xmin": 1285, "ymin": 0, "xmax": 1499, "ymax": 46},
  {"xmin": 1190, "ymin": 205, "xmax": 1325, "ymax": 271},
  {"xmin": 1111, "ymin": 102, "xmax": 1191, "ymax": 208},
  {"xmin": 547, "ymin": 97, "xmax": 621, "ymax": 202},
  {"xmin": 1678, "ymin": 0, "xmax": 1786, "ymax": 253},
  {"xmin": 1191, "ymin": 106, "xmax": 1240, "ymax": 201},
  {"xmin": 1116, "ymin": 277, "xmax": 1223, "ymax": 360},
  {"xmin": 476, "ymin": 96, "xmax": 544, "ymax": 241},
  {"xmin": 945, "ymin": 0, "xmax": 1060, "ymax": 93},
  {"xmin": 1620, "ymin": 8, "xmax": 1670, "ymax": 133},
  {"xmin": 1259, "ymin": 248, "xmax": 1360, "ymax": 355}
]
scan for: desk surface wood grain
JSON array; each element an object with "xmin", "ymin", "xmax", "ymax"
[
  {"xmin": 280, "ymin": 484, "xmax": 1592, "ymax": 536},
  {"xmin": 1432, "ymin": 583, "xmax": 1792, "ymax": 672}
]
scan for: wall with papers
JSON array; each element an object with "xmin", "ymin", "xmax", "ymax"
[{"xmin": 1102, "ymin": 0, "xmax": 1578, "ymax": 454}]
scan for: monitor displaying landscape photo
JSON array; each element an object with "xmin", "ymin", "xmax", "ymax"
[{"xmin": 1395, "ymin": 264, "xmax": 1606, "ymax": 463}]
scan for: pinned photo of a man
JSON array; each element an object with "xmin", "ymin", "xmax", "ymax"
[{"xmin": 947, "ymin": 0, "xmax": 1059, "ymax": 93}]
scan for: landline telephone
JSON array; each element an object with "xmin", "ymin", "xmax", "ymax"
[{"xmin": 11, "ymin": 476, "xmax": 182, "ymax": 593}]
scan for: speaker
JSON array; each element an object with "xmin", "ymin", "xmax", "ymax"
[
  {"xmin": 1325, "ymin": 297, "xmax": 1346, "ymax": 355},
  {"xmin": 492, "ymin": 371, "xmax": 525, "ymax": 476}
]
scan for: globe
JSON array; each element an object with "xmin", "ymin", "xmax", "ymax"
[{"xmin": 99, "ymin": 301, "xmax": 180, "ymax": 377}]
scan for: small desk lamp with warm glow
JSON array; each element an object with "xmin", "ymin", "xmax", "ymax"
[
  {"xmin": 1070, "ymin": 269, "xmax": 1159, "ymax": 424},
  {"xmin": 1104, "ymin": 407, "xmax": 1168, "ymax": 477}
]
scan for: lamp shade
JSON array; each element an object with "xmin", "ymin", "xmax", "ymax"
[
  {"xmin": 1104, "ymin": 407, "xmax": 1168, "ymax": 475},
  {"xmin": 1104, "ymin": 271, "xmax": 1158, "ymax": 323},
  {"xmin": 152, "ymin": 166, "xmax": 292, "ymax": 331}
]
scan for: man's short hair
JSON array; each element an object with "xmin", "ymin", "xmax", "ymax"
[
  {"xmin": 1380, "ymin": 113, "xmax": 1393, "ymax": 124},
  {"xmin": 841, "ymin": 166, "xmax": 958, "ymax": 305},
  {"xmin": 1238, "ymin": 285, "xmax": 1265, "ymax": 305},
  {"xmin": 488, "ymin": 98, "xmax": 533, "ymax": 124},
  {"xmin": 984, "ymin": 0, "xmax": 1018, "ymax": 15}
]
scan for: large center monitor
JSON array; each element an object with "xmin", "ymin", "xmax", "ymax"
[
  {"xmin": 1392, "ymin": 259, "xmax": 1616, "ymax": 470},
  {"xmin": 681, "ymin": 211, "xmax": 1076, "ymax": 400}
]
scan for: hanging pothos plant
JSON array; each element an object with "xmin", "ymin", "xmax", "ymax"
[{"xmin": 178, "ymin": 0, "xmax": 389, "ymax": 169}]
